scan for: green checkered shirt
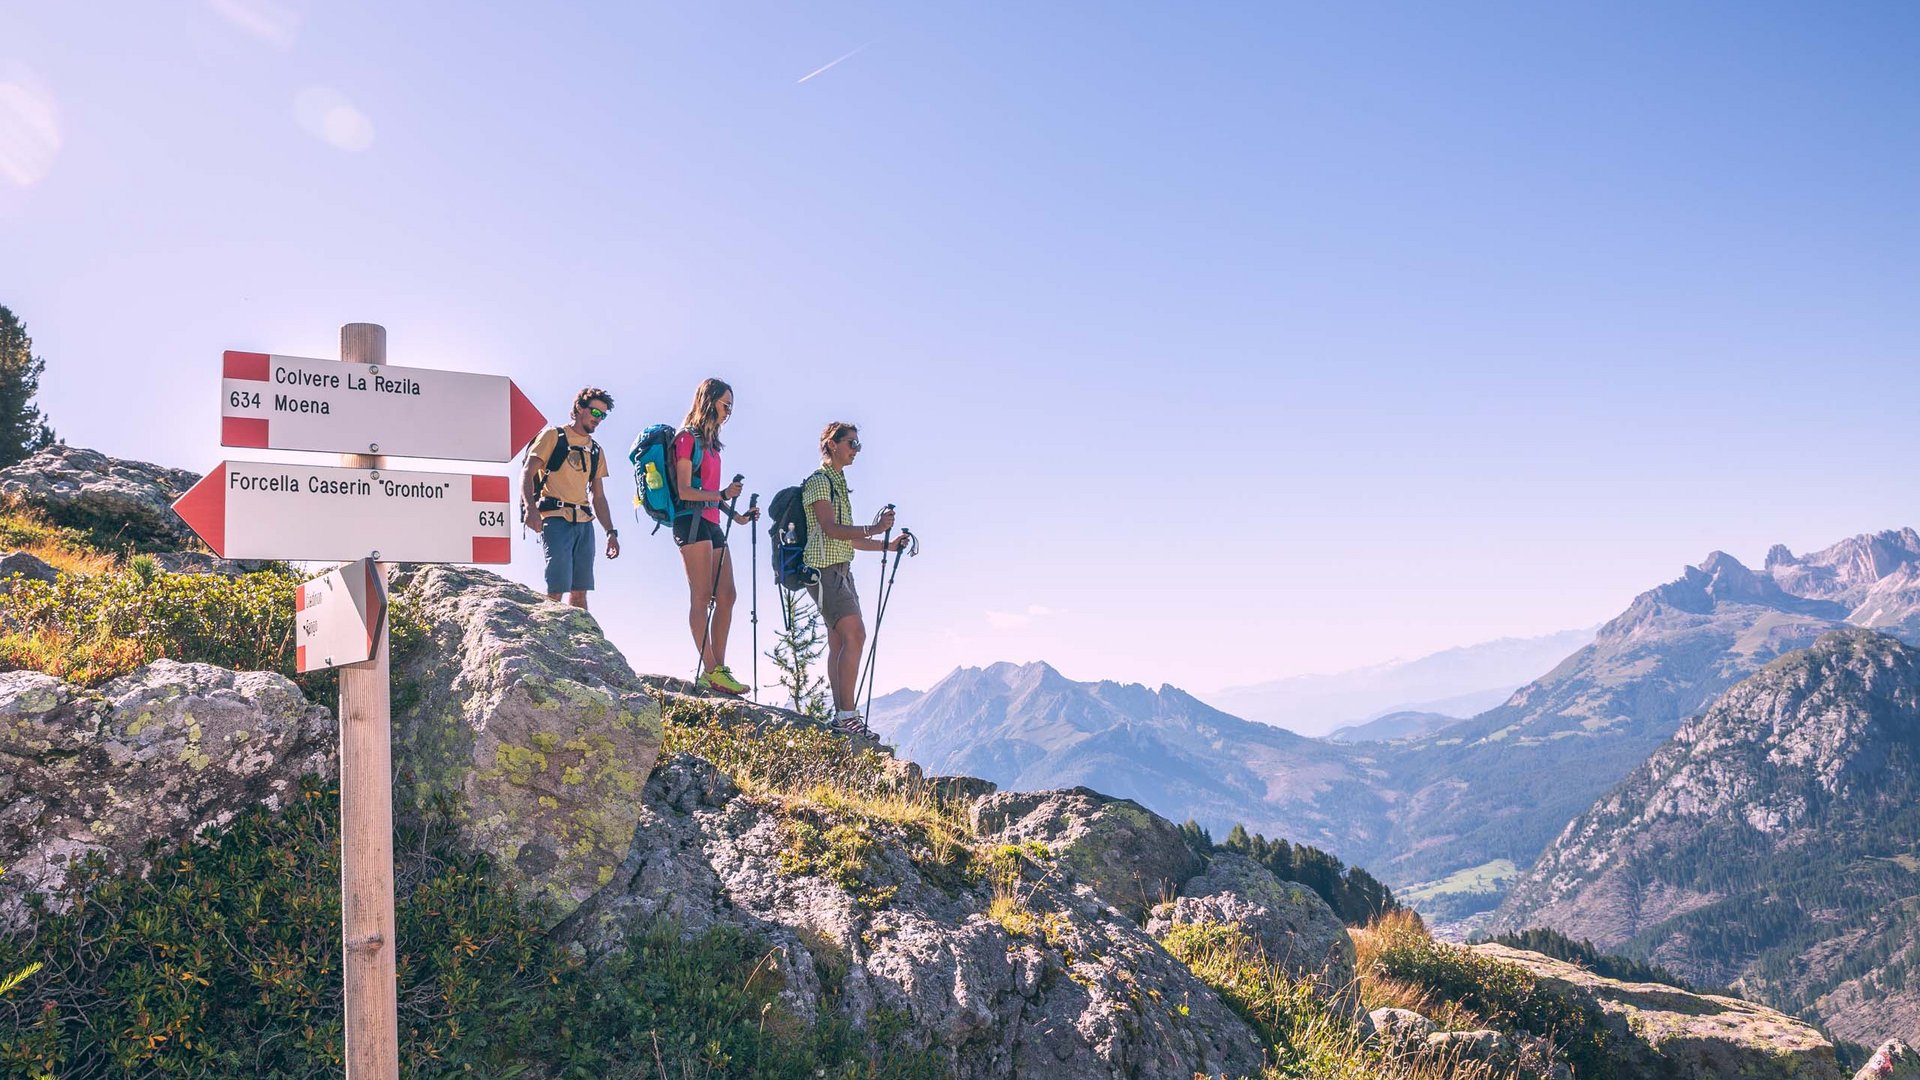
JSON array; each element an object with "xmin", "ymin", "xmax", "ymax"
[{"xmin": 802, "ymin": 466, "xmax": 855, "ymax": 569}]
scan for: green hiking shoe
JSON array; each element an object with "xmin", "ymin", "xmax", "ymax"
[{"xmin": 704, "ymin": 665, "xmax": 749, "ymax": 696}]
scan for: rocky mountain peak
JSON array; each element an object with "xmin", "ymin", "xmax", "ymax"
[{"xmin": 1769, "ymin": 527, "xmax": 1920, "ymax": 602}]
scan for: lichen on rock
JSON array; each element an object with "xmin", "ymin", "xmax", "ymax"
[
  {"xmin": 564, "ymin": 753, "xmax": 1268, "ymax": 1080},
  {"xmin": 970, "ymin": 786, "xmax": 1201, "ymax": 923},
  {"xmin": 0, "ymin": 660, "xmax": 332, "ymax": 926},
  {"xmin": 389, "ymin": 564, "xmax": 664, "ymax": 926}
]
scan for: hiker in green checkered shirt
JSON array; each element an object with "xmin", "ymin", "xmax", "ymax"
[{"xmin": 804, "ymin": 421, "xmax": 909, "ymax": 735}]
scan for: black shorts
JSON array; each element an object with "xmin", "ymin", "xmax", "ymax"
[{"xmin": 672, "ymin": 515, "xmax": 727, "ymax": 549}]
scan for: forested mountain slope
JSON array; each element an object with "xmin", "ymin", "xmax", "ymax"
[{"xmin": 1493, "ymin": 629, "xmax": 1920, "ymax": 1048}]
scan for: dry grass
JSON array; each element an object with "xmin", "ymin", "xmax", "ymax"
[
  {"xmin": 1354, "ymin": 909, "xmax": 1494, "ymax": 1032},
  {"xmin": 0, "ymin": 505, "xmax": 117, "ymax": 577},
  {"xmin": 1160, "ymin": 917, "xmax": 1530, "ymax": 1080},
  {"xmin": 0, "ymin": 623, "xmax": 148, "ymax": 685}
]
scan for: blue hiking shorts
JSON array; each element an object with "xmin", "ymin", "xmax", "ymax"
[{"xmin": 540, "ymin": 517, "xmax": 596, "ymax": 594}]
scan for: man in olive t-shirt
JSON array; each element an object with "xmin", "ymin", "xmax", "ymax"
[{"xmin": 521, "ymin": 388, "xmax": 619, "ymax": 610}]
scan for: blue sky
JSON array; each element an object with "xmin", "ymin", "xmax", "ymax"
[{"xmin": 4, "ymin": 2, "xmax": 1918, "ymax": 697}]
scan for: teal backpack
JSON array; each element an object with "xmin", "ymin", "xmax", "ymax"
[{"xmin": 629, "ymin": 425, "xmax": 705, "ymax": 533}]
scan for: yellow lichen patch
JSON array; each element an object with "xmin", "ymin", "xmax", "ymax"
[{"xmin": 491, "ymin": 744, "xmax": 549, "ymax": 787}]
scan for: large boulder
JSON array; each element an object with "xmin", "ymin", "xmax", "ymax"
[
  {"xmin": 1857, "ymin": 1040, "xmax": 1920, "ymax": 1080},
  {"xmin": 565, "ymin": 753, "xmax": 1268, "ymax": 1080},
  {"xmin": 0, "ymin": 662, "xmax": 333, "ymax": 926},
  {"xmin": 0, "ymin": 445, "xmax": 201, "ymax": 550},
  {"xmin": 1145, "ymin": 851, "xmax": 1357, "ymax": 1013},
  {"xmin": 390, "ymin": 565, "xmax": 664, "ymax": 926},
  {"xmin": 1470, "ymin": 943, "xmax": 1844, "ymax": 1080},
  {"xmin": 970, "ymin": 787, "xmax": 1200, "ymax": 922}
]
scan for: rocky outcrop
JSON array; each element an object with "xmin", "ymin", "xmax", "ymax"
[
  {"xmin": 970, "ymin": 787, "xmax": 1201, "ymax": 922},
  {"xmin": 1369, "ymin": 1007, "xmax": 1435, "ymax": 1046},
  {"xmin": 1856, "ymin": 1040, "xmax": 1919, "ymax": 1080},
  {"xmin": 390, "ymin": 565, "xmax": 664, "ymax": 926},
  {"xmin": 0, "ymin": 661, "xmax": 333, "ymax": 926},
  {"xmin": 0, "ymin": 444, "xmax": 201, "ymax": 550},
  {"xmin": 1470, "ymin": 943, "xmax": 1843, "ymax": 1080},
  {"xmin": 564, "ymin": 753, "xmax": 1267, "ymax": 1080},
  {"xmin": 1145, "ymin": 851, "xmax": 1356, "ymax": 1011}
]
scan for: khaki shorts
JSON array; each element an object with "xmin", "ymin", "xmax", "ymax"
[{"xmin": 808, "ymin": 562, "xmax": 862, "ymax": 628}]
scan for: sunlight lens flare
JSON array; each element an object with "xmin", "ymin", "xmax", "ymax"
[
  {"xmin": 0, "ymin": 69, "xmax": 60, "ymax": 188},
  {"xmin": 206, "ymin": 0, "xmax": 301, "ymax": 48},
  {"xmin": 294, "ymin": 86, "xmax": 374, "ymax": 152}
]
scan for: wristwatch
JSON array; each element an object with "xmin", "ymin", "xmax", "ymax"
[{"xmin": 606, "ymin": 529, "xmax": 619, "ymax": 538}]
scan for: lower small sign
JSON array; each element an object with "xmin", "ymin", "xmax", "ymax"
[{"xmin": 296, "ymin": 558, "xmax": 387, "ymax": 673}]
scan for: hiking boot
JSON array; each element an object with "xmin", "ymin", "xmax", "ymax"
[
  {"xmin": 834, "ymin": 711, "xmax": 872, "ymax": 739},
  {"xmin": 704, "ymin": 665, "xmax": 749, "ymax": 696}
]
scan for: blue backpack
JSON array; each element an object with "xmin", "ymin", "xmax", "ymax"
[{"xmin": 629, "ymin": 425, "xmax": 704, "ymax": 533}]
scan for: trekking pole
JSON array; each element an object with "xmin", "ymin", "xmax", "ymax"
[
  {"xmin": 695, "ymin": 474, "xmax": 745, "ymax": 683},
  {"xmin": 854, "ymin": 505, "xmax": 894, "ymax": 710},
  {"xmin": 860, "ymin": 528, "xmax": 917, "ymax": 724},
  {"xmin": 747, "ymin": 492, "xmax": 760, "ymax": 702}
]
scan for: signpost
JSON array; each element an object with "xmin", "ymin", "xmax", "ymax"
[
  {"xmin": 221, "ymin": 350, "xmax": 547, "ymax": 461},
  {"xmin": 295, "ymin": 558, "xmax": 387, "ymax": 673},
  {"xmin": 171, "ymin": 462, "xmax": 513, "ymax": 563},
  {"xmin": 174, "ymin": 323, "xmax": 535, "ymax": 1080}
]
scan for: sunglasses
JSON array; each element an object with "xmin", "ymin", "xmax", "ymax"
[
  {"xmin": 584, "ymin": 406, "xmax": 608, "ymax": 419},
  {"xmin": 847, "ymin": 438, "xmax": 862, "ymax": 451}
]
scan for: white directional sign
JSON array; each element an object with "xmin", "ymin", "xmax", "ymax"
[
  {"xmin": 296, "ymin": 559, "xmax": 388, "ymax": 673},
  {"xmin": 172, "ymin": 461, "xmax": 513, "ymax": 563},
  {"xmin": 221, "ymin": 351, "xmax": 548, "ymax": 461}
]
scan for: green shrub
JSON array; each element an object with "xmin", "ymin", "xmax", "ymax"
[
  {"xmin": 0, "ymin": 777, "xmax": 945, "ymax": 1079},
  {"xmin": 0, "ymin": 562, "xmax": 427, "ymax": 709},
  {"xmin": 1, "ymin": 566, "xmax": 295, "ymax": 682},
  {"xmin": 661, "ymin": 697, "xmax": 906, "ymax": 801},
  {"xmin": 1371, "ymin": 921, "xmax": 1616, "ymax": 1078}
]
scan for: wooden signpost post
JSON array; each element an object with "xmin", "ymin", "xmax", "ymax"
[{"xmin": 172, "ymin": 323, "xmax": 545, "ymax": 1080}]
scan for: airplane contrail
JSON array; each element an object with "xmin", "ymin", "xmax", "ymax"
[{"xmin": 797, "ymin": 43, "xmax": 871, "ymax": 85}]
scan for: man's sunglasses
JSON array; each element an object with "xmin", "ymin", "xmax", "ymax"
[{"xmin": 583, "ymin": 406, "xmax": 608, "ymax": 419}]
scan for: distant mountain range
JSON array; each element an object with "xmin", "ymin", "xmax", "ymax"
[
  {"xmin": 867, "ymin": 662, "xmax": 1388, "ymax": 856},
  {"xmin": 1203, "ymin": 628, "xmax": 1597, "ymax": 738},
  {"xmin": 1492, "ymin": 629, "xmax": 1920, "ymax": 1049},
  {"xmin": 875, "ymin": 528, "xmax": 1920, "ymax": 922}
]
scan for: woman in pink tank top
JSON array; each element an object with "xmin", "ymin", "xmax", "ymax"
[{"xmin": 672, "ymin": 378, "xmax": 758, "ymax": 696}]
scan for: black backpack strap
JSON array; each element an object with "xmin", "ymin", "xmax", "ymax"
[{"xmin": 542, "ymin": 427, "xmax": 569, "ymax": 474}]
